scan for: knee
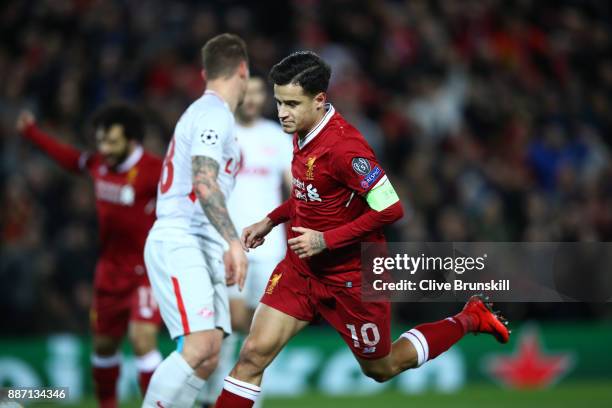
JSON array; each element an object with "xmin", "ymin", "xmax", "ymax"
[
  {"xmin": 195, "ymin": 352, "xmax": 220, "ymax": 378},
  {"xmin": 182, "ymin": 333, "xmax": 222, "ymax": 368},
  {"xmin": 190, "ymin": 344, "xmax": 222, "ymax": 380},
  {"xmin": 361, "ymin": 366, "xmax": 393, "ymax": 383},
  {"xmin": 184, "ymin": 341, "xmax": 220, "ymax": 367},
  {"xmin": 93, "ymin": 336, "xmax": 120, "ymax": 356},
  {"xmin": 129, "ymin": 331, "xmax": 157, "ymax": 356}
]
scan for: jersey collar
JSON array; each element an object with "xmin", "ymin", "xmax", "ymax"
[
  {"xmin": 205, "ymin": 89, "xmax": 231, "ymax": 111},
  {"xmin": 298, "ymin": 103, "xmax": 335, "ymax": 150},
  {"xmin": 116, "ymin": 145, "xmax": 143, "ymax": 173}
]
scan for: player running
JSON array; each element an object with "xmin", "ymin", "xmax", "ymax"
[
  {"xmin": 200, "ymin": 76, "xmax": 292, "ymax": 407},
  {"xmin": 16, "ymin": 105, "xmax": 163, "ymax": 408},
  {"xmin": 142, "ymin": 33, "xmax": 249, "ymax": 408},
  {"xmin": 215, "ymin": 51, "xmax": 511, "ymax": 407}
]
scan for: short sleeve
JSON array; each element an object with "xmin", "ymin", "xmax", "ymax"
[
  {"xmin": 190, "ymin": 108, "xmax": 233, "ymax": 164},
  {"xmin": 333, "ymin": 137, "xmax": 386, "ymax": 196}
]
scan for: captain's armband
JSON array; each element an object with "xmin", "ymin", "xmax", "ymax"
[{"xmin": 365, "ymin": 176, "xmax": 399, "ymax": 211}]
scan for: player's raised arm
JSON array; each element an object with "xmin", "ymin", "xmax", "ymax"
[{"xmin": 16, "ymin": 110, "xmax": 86, "ymax": 173}]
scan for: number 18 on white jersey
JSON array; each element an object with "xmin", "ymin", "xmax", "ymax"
[{"xmin": 151, "ymin": 91, "xmax": 241, "ymax": 245}]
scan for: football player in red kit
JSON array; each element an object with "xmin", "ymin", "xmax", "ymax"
[
  {"xmin": 16, "ymin": 105, "xmax": 163, "ymax": 408},
  {"xmin": 215, "ymin": 52, "xmax": 510, "ymax": 407}
]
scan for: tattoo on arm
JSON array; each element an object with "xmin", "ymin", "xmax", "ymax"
[
  {"xmin": 192, "ymin": 156, "xmax": 239, "ymax": 243},
  {"xmin": 311, "ymin": 232, "xmax": 327, "ymax": 251}
]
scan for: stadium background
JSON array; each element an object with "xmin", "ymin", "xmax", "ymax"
[{"xmin": 0, "ymin": 0, "xmax": 611, "ymax": 406}]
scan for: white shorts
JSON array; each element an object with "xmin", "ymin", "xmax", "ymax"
[
  {"xmin": 144, "ymin": 234, "xmax": 231, "ymax": 340},
  {"xmin": 227, "ymin": 258, "xmax": 279, "ymax": 309}
]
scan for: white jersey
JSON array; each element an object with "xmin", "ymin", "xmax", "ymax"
[
  {"xmin": 150, "ymin": 90, "xmax": 241, "ymax": 251},
  {"xmin": 228, "ymin": 118, "xmax": 293, "ymax": 261}
]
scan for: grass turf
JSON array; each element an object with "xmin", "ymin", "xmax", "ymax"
[{"xmin": 26, "ymin": 382, "xmax": 612, "ymax": 408}]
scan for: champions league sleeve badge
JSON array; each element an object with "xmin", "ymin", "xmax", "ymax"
[
  {"xmin": 201, "ymin": 129, "xmax": 220, "ymax": 146},
  {"xmin": 352, "ymin": 157, "xmax": 371, "ymax": 175}
]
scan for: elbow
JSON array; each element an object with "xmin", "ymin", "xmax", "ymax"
[
  {"xmin": 382, "ymin": 200, "xmax": 404, "ymax": 224},
  {"xmin": 192, "ymin": 183, "xmax": 210, "ymax": 201},
  {"xmin": 394, "ymin": 201, "xmax": 405, "ymax": 222}
]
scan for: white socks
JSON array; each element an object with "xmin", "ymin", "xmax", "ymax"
[
  {"xmin": 223, "ymin": 376, "xmax": 261, "ymax": 402},
  {"xmin": 142, "ymin": 351, "xmax": 205, "ymax": 407},
  {"xmin": 91, "ymin": 352, "xmax": 121, "ymax": 368},
  {"xmin": 401, "ymin": 328, "xmax": 429, "ymax": 367},
  {"xmin": 136, "ymin": 349, "xmax": 162, "ymax": 373},
  {"xmin": 175, "ymin": 372, "xmax": 206, "ymax": 407}
]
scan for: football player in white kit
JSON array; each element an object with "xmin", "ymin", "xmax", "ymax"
[
  {"xmin": 142, "ymin": 33, "xmax": 249, "ymax": 408},
  {"xmin": 200, "ymin": 77, "xmax": 292, "ymax": 407}
]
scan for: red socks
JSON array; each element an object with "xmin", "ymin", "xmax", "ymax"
[
  {"xmin": 401, "ymin": 317, "xmax": 466, "ymax": 366},
  {"xmin": 215, "ymin": 317, "xmax": 468, "ymax": 406},
  {"xmin": 92, "ymin": 350, "xmax": 162, "ymax": 405},
  {"xmin": 215, "ymin": 376, "xmax": 261, "ymax": 408},
  {"xmin": 92, "ymin": 362, "xmax": 120, "ymax": 408},
  {"xmin": 138, "ymin": 370, "xmax": 155, "ymax": 395}
]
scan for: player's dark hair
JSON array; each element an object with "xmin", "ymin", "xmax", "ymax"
[
  {"xmin": 201, "ymin": 33, "xmax": 249, "ymax": 80},
  {"xmin": 269, "ymin": 51, "xmax": 331, "ymax": 96},
  {"xmin": 91, "ymin": 104, "xmax": 145, "ymax": 143}
]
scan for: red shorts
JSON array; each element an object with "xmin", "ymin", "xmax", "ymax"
[
  {"xmin": 91, "ymin": 284, "xmax": 162, "ymax": 338},
  {"xmin": 261, "ymin": 260, "xmax": 391, "ymax": 359}
]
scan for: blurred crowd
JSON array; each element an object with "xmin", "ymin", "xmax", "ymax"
[{"xmin": 1, "ymin": 0, "xmax": 611, "ymax": 334}]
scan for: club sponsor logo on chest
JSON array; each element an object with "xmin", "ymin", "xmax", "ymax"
[
  {"xmin": 292, "ymin": 177, "xmax": 322, "ymax": 202},
  {"xmin": 95, "ymin": 179, "xmax": 135, "ymax": 206}
]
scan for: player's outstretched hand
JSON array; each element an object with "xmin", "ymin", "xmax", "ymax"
[
  {"xmin": 241, "ymin": 217, "xmax": 274, "ymax": 250},
  {"xmin": 224, "ymin": 240, "xmax": 248, "ymax": 291},
  {"xmin": 288, "ymin": 226, "xmax": 327, "ymax": 259},
  {"xmin": 16, "ymin": 110, "xmax": 35, "ymax": 133}
]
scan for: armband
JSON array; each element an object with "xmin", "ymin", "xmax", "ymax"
[{"xmin": 365, "ymin": 177, "xmax": 399, "ymax": 211}]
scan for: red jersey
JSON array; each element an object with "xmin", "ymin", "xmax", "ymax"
[
  {"xmin": 287, "ymin": 105, "xmax": 387, "ymax": 285},
  {"xmin": 23, "ymin": 125, "xmax": 162, "ymax": 292},
  {"xmin": 84, "ymin": 150, "xmax": 161, "ymax": 270}
]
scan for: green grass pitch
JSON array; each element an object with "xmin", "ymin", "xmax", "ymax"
[{"xmin": 26, "ymin": 382, "xmax": 612, "ymax": 408}]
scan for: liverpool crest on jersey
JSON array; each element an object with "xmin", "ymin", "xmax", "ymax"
[{"xmin": 305, "ymin": 156, "xmax": 316, "ymax": 180}]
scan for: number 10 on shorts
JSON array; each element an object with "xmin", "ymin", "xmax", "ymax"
[{"xmin": 346, "ymin": 323, "xmax": 381, "ymax": 348}]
